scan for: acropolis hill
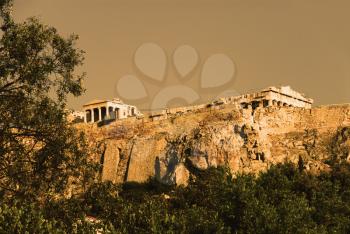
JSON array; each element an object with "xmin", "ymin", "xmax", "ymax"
[{"xmin": 74, "ymin": 86, "xmax": 350, "ymax": 186}]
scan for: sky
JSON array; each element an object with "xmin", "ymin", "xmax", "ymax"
[{"xmin": 13, "ymin": 0, "xmax": 350, "ymax": 110}]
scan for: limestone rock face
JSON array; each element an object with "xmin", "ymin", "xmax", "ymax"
[
  {"xmin": 174, "ymin": 163, "xmax": 190, "ymax": 186},
  {"xmin": 80, "ymin": 104, "xmax": 350, "ymax": 186},
  {"xmin": 188, "ymin": 156, "xmax": 208, "ymax": 170},
  {"xmin": 126, "ymin": 137, "xmax": 167, "ymax": 182},
  {"xmin": 101, "ymin": 140, "xmax": 120, "ymax": 182}
]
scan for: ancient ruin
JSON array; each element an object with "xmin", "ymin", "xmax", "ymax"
[
  {"xmin": 79, "ymin": 86, "xmax": 313, "ymax": 125},
  {"xmin": 220, "ymin": 86, "xmax": 314, "ymax": 110},
  {"xmin": 147, "ymin": 86, "xmax": 314, "ymax": 121},
  {"xmin": 83, "ymin": 98, "xmax": 141, "ymax": 123}
]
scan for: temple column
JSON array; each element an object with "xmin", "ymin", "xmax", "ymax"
[
  {"xmin": 91, "ymin": 109, "xmax": 95, "ymax": 123},
  {"xmin": 267, "ymin": 100, "xmax": 272, "ymax": 107},
  {"xmin": 98, "ymin": 107, "xmax": 102, "ymax": 122},
  {"xmin": 106, "ymin": 105, "xmax": 110, "ymax": 118},
  {"xmin": 248, "ymin": 103, "xmax": 253, "ymax": 111}
]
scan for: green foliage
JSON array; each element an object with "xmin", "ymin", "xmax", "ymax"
[
  {"xmin": 70, "ymin": 163, "xmax": 350, "ymax": 233},
  {"xmin": 1, "ymin": 161, "xmax": 350, "ymax": 232},
  {"xmin": 0, "ymin": 0, "xmax": 98, "ymax": 201},
  {"xmin": 0, "ymin": 199, "xmax": 103, "ymax": 233},
  {"xmin": 0, "ymin": 201, "xmax": 61, "ymax": 233}
]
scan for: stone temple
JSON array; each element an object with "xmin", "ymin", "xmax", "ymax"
[
  {"xmin": 220, "ymin": 86, "xmax": 314, "ymax": 110},
  {"xmin": 83, "ymin": 98, "xmax": 141, "ymax": 123}
]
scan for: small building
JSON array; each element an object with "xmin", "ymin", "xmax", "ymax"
[
  {"xmin": 220, "ymin": 86, "xmax": 314, "ymax": 110},
  {"xmin": 83, "ymin": 98, "xmax": 141, "ymax": 123}
]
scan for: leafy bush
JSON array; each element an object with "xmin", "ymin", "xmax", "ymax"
[{"xmin": 0, "ymin": 202, "xmax": 60, "ymax": 233}]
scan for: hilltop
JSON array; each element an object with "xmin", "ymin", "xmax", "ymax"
[{"xmin": 77, "ymin": 102, "xmax": 350, "ymax": 186}]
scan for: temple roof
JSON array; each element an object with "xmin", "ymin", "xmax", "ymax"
[
  {"xmin": 83, "ymin": 98, "xmax": 125, "ymax": 107},
  {"xmin": 83, "ymin": 99, "xmax": 107, "ymax": 107}
]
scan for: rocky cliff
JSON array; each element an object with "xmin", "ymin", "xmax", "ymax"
[{"xmin": 79, "ymin": 104, "xmax": 350, "ymax": 186}]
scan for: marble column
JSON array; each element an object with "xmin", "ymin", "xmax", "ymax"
[
  {"xmin": 106, "ymin": 106, "xmax": 110, "ymax": 118},
  {"xmin": 98, "ymin": 107, "xmax": 102, "ymax": 122},
  {"xmin": 267, "ymin": 100, "xmax": 272, "ymax": 107}
]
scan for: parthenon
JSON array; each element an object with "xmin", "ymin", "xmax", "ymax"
[
  {"xmin": 145, "ymin": 86, "xmax": 314, "ymax": 121},
  {"xmin": 220, "ymin": 86, "xmax": 314, "ymax": 110}
]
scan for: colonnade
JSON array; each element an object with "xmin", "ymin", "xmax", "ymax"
[
  {"xmin": 85, "ymin": 106, "xmax": 116, "ymax": 123},
  {"xmin": 241, "ymin": 99, "xmax": 293, "ymax": 110}
]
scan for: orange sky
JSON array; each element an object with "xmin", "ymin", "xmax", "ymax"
[{"xmin": 14, "ymin": 0, "xmax": 350, "ymax": 110}]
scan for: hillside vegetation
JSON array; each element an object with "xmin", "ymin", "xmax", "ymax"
[{"xmin": 1, "ymin": 163, "xmax": 350, "ymax": 233}]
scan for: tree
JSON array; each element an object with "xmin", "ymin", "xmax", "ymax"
[{"xmin": 0, "ymin": 0, "xmax": 97, "ymax": 201}]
